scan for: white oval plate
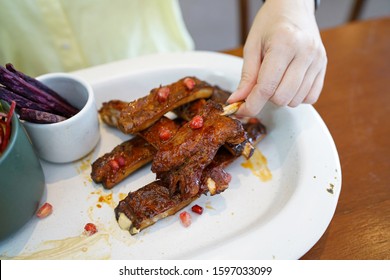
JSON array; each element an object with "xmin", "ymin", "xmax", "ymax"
[{"xmin": 0, "ymin": 52, "xmax": 341, "ymax": 260}]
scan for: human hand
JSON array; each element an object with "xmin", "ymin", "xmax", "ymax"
[{"xmin": 227, "ymin": 0, "xmax": 327, "ymax": 116}]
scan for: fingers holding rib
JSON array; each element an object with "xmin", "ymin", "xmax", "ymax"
[{"xmin": 235, "ymin": 46, "xmax": 295, "ymax": 116}]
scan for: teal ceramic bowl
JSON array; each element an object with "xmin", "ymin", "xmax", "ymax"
[{"xmin": 0, "ymin": 100, "xmax": 45, "ymax": 240}]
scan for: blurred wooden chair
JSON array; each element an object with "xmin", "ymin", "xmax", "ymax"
[
  {"xmin": 239, "ymin": 0, "xmax": 249, "ymax": 46},
  {"xmin": 349, "ymin": 0, "xmax": 368, "ymax": 21}
]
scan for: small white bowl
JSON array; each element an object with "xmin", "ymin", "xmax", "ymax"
[{"xmin": 22, "ymin": 73, "xmax": 100, "ymax": 163}]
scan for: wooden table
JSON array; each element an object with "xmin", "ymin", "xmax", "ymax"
[{"xmin": 224, "ymin": 17, "xmax": 390, "ymax": 260}]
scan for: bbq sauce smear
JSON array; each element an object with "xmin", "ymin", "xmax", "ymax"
[{"xmin": 241, "ymin": 148, "xmax": 272, "ymax": 181}]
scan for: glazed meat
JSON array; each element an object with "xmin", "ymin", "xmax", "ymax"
[
  {"xmin": 242, "ymin": 118, "xmax": 267, "ymax": 144},
  {"xmin": 199, "ymin": 147, "xmax": 235, "ymax": 195},
  {"xmin": 115, "ymin": 181, "xmax": 198, "ymax": 234},
  {"xmin": 92, "ymin": 93, "xmax": 235, "ymax": 190},
  {"xmin": 93, "ymin": 83, "xmax": 239, "ymax": 190},
  {"xmin": 93, "ymin": 76, "xmax": 269, "ymax": 236},
  {"xmin": 138, "ymin": 116, "xmax": 182, "ymax": 148},
  {"xmin": 91, "ymin": 136, "xmax": 156, "ymax": 189},
  {"xmin": 115, "ymin": 148, "xmax": 235, "ymax": 234},
  {"xmin": 190, "ymin": 119, "xmax": 266, "ymax": 196},
  {"xmin": 93, "ymin": 81, "xmax": 263, "ymax": 190},
  {"xmin": 114, "ymin": 121, "xmax": 266, "ymax": 235},
  {"xmin": 152, "ymin": 100, "xmax": 248, "ymax": 198},
  {"xmin": 92, "ymin": 101, "xmax": 256, "ymax": 190},
  {"xmin": 118, "ymin": 77, "xmax": 214, "ymax": 134},
  {"xmin": 98, "ymin": 85, "xmax": 231, "ymax": 130},
  {"xmin": 173, "ymin": 85, "xmax": 231, "ymax": 121},
  {"xmin": 91, "ymin": 117, "xmax": 181, "ymax": 189}
]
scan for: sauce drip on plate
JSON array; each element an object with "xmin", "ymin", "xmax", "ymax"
[{"xmin": 241, "ymin": 148, "xmax": 272, "ymax": 182}]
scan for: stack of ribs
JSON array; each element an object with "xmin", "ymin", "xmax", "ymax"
[{"xmin": 91, "ymin": 77, "xmax": 266, "ymax": 235}]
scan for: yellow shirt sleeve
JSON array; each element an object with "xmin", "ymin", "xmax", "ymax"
[{"xmin": 0, "ymin": 0, "xmax": 194, "ymax": 76}]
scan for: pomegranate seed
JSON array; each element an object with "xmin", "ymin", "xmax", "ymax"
[
  {"xmin": 36, "ymin": 202, "xmax": 53, "ymax": 219},
  {"xmin": 183, "ymin": 77, "xmax": 196, "ymax": 90},
  {"xmin": 159, "ymin": 127, "xmax": 172, "ymax": 141},
  {"xmin": 116, "ymin": 156, "xmax": 126, "ymax": 167},
  {"xmin": 189, "ymin": 115, "xmax": 204, "ymax": 129},
  {"xmin": 191, "ymin": 204, "xmax": 203, "ymax": 215},
  {"xmin": 247, "ymin": 117, "xmax": 260, "ymax": 124},
  {"xmin": 84, "ymin": 223, "xmax": 98, "ymax": 236},
  {"xmin": 109, "ymin": 159, "xmax": 120, "ymax": 170},
  {"xmin": 157, "ymin": 86, "xmax": 170, "ymax": 103},
  {"xmin": 179, "ymin": 211, "xmax": 191, "ymax": 227}
]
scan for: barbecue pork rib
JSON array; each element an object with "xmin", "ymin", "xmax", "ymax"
[
  {"xmin": 93, "ymin": 84, "xmax": 236, "ymax": 190},
  {"xmin": 152, "ymin": 100, "xmax": 248, "ymax": 199},
  {"xmin": 91, "ymin": 116, "xmax": 181, "ymax": 189},
  {"xmin": 92, "ymin": 81, "xmax": 262, "ymax": 190},
  {"xmin": 91, "ymin": 137, "xmax": 156, "ymax": 189},
  {"xmin": 99, "ymin": 85, "xmax": 231, "ymax": 129},
  {"xmin": 115, "ymin": 180, "xmax": 197, "ymax": 234},
  {"xmin": 115, "ymin": 147, "xmax": 235, "ymax": 235},
  {"xmin": 118, "ymin": 77, "xmax": 214, "ymax": 134},
  {"xmin": 173, "ymin": 85, "xmax": 231, "ymax": 120},
  {"xmin": 114, "ymin": 121, "xmax": 266, "ymax": 235}
]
